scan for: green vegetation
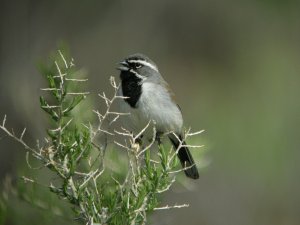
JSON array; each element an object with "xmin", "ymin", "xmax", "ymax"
[{"xmin": 0, "ymin": 50, "xmax": 202, "ymax": 225}]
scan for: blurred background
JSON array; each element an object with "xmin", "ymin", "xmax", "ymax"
[{"xmin": 1, "ymin": 0, "xmax": 300, "ymax": 224}]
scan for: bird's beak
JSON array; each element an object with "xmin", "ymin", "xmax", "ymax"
[{"xmin": 116, "ymin": 61, "xmax": 129, "ymax": 71}]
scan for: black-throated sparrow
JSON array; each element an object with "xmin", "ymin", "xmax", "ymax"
[{"xmin": 117, "ymin": 53, "xmax": 199, "ymax": 179}]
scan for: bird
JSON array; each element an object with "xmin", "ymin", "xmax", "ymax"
[{"xmin": 116, "ymin": 53, "xmax": 199, "ymax": 179}]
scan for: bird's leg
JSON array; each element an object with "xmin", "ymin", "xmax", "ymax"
[
  {"xmin": 135, "ymin": 134, "xmax": 143, "ymax": 145},
  {"xmin": 156, "ymin": 131, "xmax": 163, "ymax": 146},
  {"xmin": 131, "ymin": 134, "xmax": 143, "ymax": 154}
]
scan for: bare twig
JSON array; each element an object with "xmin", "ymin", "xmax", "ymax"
[
  {"xmin": 154, "ymin": 204, "xmax": 189, "ymax": 211},
  {"xmin": 0, "ymin": 116, "xmax": 40, "ymax": 157}
]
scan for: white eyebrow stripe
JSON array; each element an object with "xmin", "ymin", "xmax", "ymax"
[{"xmin": 128, "ymin": 59, "xmax": 158, "ymax": 72}]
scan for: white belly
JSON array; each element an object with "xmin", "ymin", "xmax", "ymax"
[{"xmin": 118, "ymin": 82, "xmax": 183, "ymax": 137}]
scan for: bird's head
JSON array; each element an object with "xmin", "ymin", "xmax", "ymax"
[{"xmin": 117, "ymin": 53, "xmax": 159, "ymax": 81}]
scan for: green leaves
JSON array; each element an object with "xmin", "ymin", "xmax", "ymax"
[
  {"xmin": 38, "ymin": 50, "xmax": 93, "ymax": 215},
  {"xmin": 63, "ymin": 95, "xmax": 84, "ymax": 116},
  {"xmin": 39, "ymin": 96, "xmax": 59, "ymax": 122}
]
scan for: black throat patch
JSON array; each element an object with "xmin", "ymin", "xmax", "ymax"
[{"xmin": 120, "ymin": 71, "xmax": 142, "ymax": 108}]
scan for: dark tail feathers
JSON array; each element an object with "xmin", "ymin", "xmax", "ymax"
[{"xmin": 169, "ymin": 134, "xmax": 199, "ymax": 179}]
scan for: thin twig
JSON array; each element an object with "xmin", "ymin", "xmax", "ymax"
[{"xmin": 154, "ymin": 204, "xmax": 189, "ymax": 211}]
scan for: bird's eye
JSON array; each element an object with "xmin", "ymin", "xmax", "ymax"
[
  {"xmin": 128, "ymin": 61, "xmax": 143, "ymax": 69},
  {"xmin": 134, "ymin": 63, "xmax": 142, "ymax": 69}
]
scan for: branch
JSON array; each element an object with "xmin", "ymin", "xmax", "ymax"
[
  {"xmin": 0, "ymin": 115, "xmax": 40, "ymax": 157},
  {"xmin": 154, "ymin": 204, "xmax": 189, "ymax": 211}
]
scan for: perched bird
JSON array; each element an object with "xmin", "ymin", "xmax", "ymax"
[{"xmin": 117, "ymin": 53, "xmax": 199, "ymax": 179}]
